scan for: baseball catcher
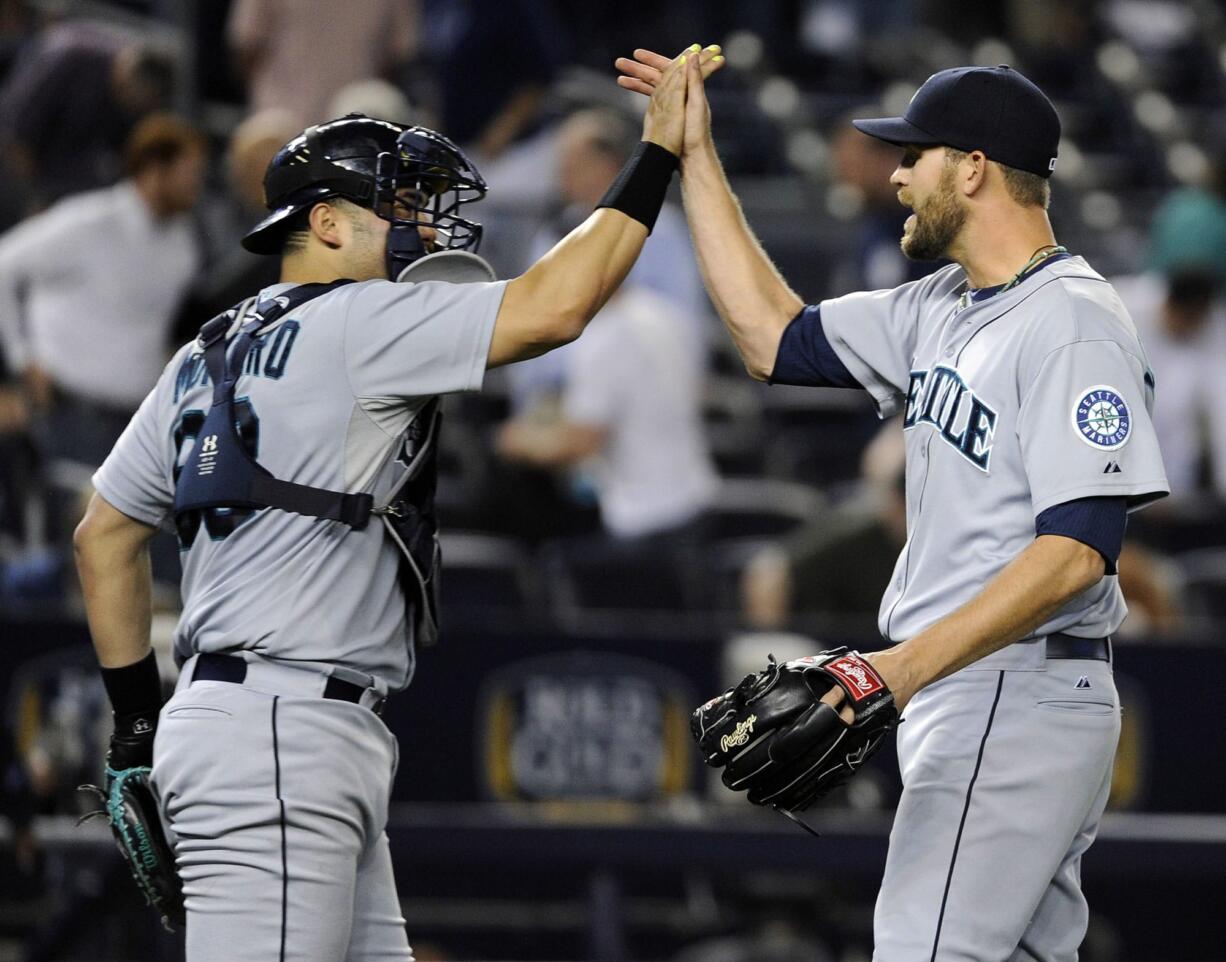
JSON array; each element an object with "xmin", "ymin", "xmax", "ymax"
[{"xmin": 691, "ymin": 649, "xmax": 899, "ymax": 826}]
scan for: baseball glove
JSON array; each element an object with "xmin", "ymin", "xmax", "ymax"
[
  {"xmin": 80, "ymin": 767, "xmax": 184, "ymax": 930},
  {"xmin": 691, "ymin": 649, "xmax": 900, "ymax": 817}
]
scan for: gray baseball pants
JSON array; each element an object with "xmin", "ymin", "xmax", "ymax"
[
  {"xmin": 151, "ymin": 654, "xmax": 412, "ymax": 962},
  {"xmin": 873, "ymin": 657, "xmax": 1120, "ymax": 962}
]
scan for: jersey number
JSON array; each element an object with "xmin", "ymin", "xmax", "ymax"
[{"xmin": 172, "ymin": 399, "xmax": 261, "ymax": 548}]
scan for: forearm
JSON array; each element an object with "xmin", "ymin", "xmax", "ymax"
[
  {"xmin": 74, "ymin": 502, "xmax": 156, "ymax": 669},
  {"xmin": 529, "ymin": 210, "xmax": 647, "ymax": 332},
  {"xmin": 680, "ymin": 142, "xmax": 803, "ymax": 379},
  {"xmin": 877, "ymin": 535, "xmax": 1106, "ymax": 705},
  {"xmin": 77, "ymin": 542, "xmax": 153, "ymax": 668},
  {"xmin": 493, "ymin": 210, "xmax": 648, "ymax": 365}
]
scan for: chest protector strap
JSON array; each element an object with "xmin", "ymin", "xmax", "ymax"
[
  {"xmin": 173, "ymin": 280, "xmax": 373, "ymax": 530},
  {"xmin": 173, "ymin": 279, "xmax": 447, "ymax": 648}
]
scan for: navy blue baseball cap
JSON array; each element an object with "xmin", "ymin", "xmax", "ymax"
[{"xmin": 852, "ymin": 65, "xmax": 1061, "ymax": 178}]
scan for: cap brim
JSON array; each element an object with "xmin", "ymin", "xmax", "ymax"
[
  {"xmin": 241, "ymin": 205, "xmax": 302, "ymax": 255},
  {"xmin": 851, "ymin": 116, "xmax": 943, "ymax": 147}
]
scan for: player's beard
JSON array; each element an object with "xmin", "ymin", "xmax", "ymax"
[{"xmin": 900, "ymin": 164, "xmax": 966, "ymax": 261}]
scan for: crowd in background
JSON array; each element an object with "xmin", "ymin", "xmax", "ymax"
[
  {"xmin": 0, "ymin": 1, "xmax": 1225, "ymax": 959},
  {"xmin": 0, "ymin": 0, "xmax": 1226, "ymax": 721},
  {"xmin": 1, "ymin": 0, "xmax": 1225, "ymax": 635}
]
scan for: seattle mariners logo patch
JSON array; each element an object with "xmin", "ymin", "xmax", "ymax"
[{"xmin": 1072, "ymin": 385, "xmax": 1131, "ymax": 450}]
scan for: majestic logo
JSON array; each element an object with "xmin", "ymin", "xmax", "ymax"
[
  {"xmin": 719, "ymin": 714, "xmax": 757, "ymax": 753},
  {"xmin": 1072, "ymin": 385, "xmax": 1131, "ymax": 450},
  {"xmin": 824, "ymin": 655, "xmax": 884, "ymax": 698},
  {"xmin": 903, "ymin": 366, "xmax": 998, "ymax": 471},
  {"xmin": 1075, "ymin": 676, "xmax": 1092, "ymax": 690},
  {"xmin": 1103, "ymin": 461, "xmax": 1122, "ymax": 474}
]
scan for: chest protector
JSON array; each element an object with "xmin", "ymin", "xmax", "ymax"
[{"xmin": 173, "ymin": 281, "xmax": 443, "ymax": 647}]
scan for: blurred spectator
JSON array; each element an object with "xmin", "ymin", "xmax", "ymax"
[
  {"xmin": 829, "ymin": 111, "xmax": 935, "ymax": 294},
  {"xmin": 0, "ymin": 113, "xmax": 204, "ymax": 545},
  {"xmin": 228, "ymin": 0, "xmax": 418, "ymax": 127},
  {"xmin": 1115, "ymin": 174, "xmax": 1226, "ymax": 505},
  {"xmin": 507, "ymin": 107, "xmax": 711, "ymax": 411},
  {"xmin": 172, "ymin": 108, "xmax": 299, "ymax": 345},
  {"xmin": 0, "ymin": 0, "xmax": 33, "ymax": 100},
  {"xmin": 1146, "ymin": 184, "xmax": 1226, "ymax": 287},
  {"xmin": 328, "ymin": 77, "xmax": 418, "ymax": 127},
  {"xmin": 1116, "ymin": 541, "xmax": 1182, "ymax": 638},
  {"xmin": 742, "ymin": 419, "xmax": 905, "ymax": 632},
  {"xmin": 0, "ymin": 20, "xmax": 176, "ymax": 210},
  {"xmin": 497, "ymin": 282, "xmax": 719, "ymax": 542},
  {"xmin": 425, "ymin": 0, "xmax": 562, "ymax": 161},
  {"xmin": 1114, "ymin": 267, "xmax": 1226, "ymax": 504},
  {"xmin": 487, "ymin": 106, "xmax": 715, "ymax": 548}
]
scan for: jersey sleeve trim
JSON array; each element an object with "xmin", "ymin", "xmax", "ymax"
[
  {"xmin": 1035, "ymin": 496, "xmax": 1127, "ymax": 574},
  {"xmin": 768, "ymin": 305, "xmax": 862, "ymax": 389}
]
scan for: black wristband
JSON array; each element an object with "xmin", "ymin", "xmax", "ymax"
[
  {"xmin": 596, "ymin": 141, "xmax": 680, "ymax": 233},
  {"xmin": 101, "ymin": 650, "xmax": 163, "ymax": 717}
]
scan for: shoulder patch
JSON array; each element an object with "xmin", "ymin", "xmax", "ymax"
[{"xmin": 1071, "ymin": 385, "xmax": 1131, "ymax": 450}]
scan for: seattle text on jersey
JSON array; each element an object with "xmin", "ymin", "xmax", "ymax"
[{"xmin": 902, "ymin": 365, "xmax": 998, "ymax": 471}]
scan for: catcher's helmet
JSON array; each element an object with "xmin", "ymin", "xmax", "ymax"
[{"xmin": 242, "ymin": 114, "xmax": 487, "ymax": 278}]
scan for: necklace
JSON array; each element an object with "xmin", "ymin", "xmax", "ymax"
[{"xmin": 958, "ymin": 244, "xmax": 1068, "ymax": 311}]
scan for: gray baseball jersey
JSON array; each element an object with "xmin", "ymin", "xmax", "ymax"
[
  {"xmin": 93, "ymin": 278, "xmax": 505, "ymax": 690},
  {"xmin": 813, "ymin": 253, "xmax": 1168, "ymax": 960},
  {"xmin": 819, "ymin": 255, "xmax": 1169, "ymax": 667}
]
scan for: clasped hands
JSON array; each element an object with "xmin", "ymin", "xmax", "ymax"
[{"xmin": 616, "ymin": 45, "xmax": 724, "ymax": 160}]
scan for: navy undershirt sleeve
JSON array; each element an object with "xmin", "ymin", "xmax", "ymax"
[
  {"xmin": 768, "ymin": 305, "xmax": 862, "ymax": 388},
  {"xmin": 1034, "ymin": 496, "xmax": 1128, "ymax": 575}
]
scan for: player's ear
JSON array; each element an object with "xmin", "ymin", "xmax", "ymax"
[
  {"xmin": 961, "ymin": 150, "xmax": 989, "ymax": 197},
  {"xmin": 308, "ymin": 201, "xmax": 345, "ymax": 250}
]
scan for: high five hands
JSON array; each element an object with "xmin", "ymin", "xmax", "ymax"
[{"xmin": 618, "ymin": 45, "xmax": 724, "ymax": 160}]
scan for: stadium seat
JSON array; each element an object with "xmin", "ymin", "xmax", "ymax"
[{"xmin": 439, "ymin": 531, "xmax": 538, "ymax": 610}]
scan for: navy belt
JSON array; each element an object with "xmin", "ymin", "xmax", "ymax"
[
  {"xmin": 192, "ymin": 653, "xmax": 385, "ymax": 716},
  {"xmin": 1045, "ymin": 633, "xmax": 1111, "ymax": 662}
]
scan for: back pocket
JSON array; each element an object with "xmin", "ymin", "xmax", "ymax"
[
  {"xmin": 166, "ymin": 705, "xmax": 233, "ymax": 719},
  {"xmin": 1037, "ymin": 700, "xmax": 1115, "ymax": 716}
]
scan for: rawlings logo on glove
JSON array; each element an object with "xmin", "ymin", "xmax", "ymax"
[
  {"xmin": 718, "ymin": 714, "xmax": 757, "ymax": 752},
  {"xmin": 690, "ymin": 648, "xmax": 900, "ymax": 824}
]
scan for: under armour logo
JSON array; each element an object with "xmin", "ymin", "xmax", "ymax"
[
  {"xmin": 201, "ymin": 435, "xmax": 219, "ymax": 454},
  {"xmin": 132, "ymin": 717, "xmax": 153, "ymax": 733},
  {"xmin": 1103, "ymin": 461, "xmax": 1122, "ymax": 474},
  {"xmin": 1075, "ymin": 676, "xmax": 1092, "ymax": 690}
]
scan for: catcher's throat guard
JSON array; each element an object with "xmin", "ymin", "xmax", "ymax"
[{"xmin": 691, "ymin": 649, "xmax": 900, "ymax": 829}]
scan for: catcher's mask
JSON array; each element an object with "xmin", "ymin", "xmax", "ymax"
[
  {"xmin": 242, "ymin": 114, "xmax": 487, "ymax": 279},
  {"xmin": 377, "ymin": 126, "xmax": 486, "ymax": 280}
]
